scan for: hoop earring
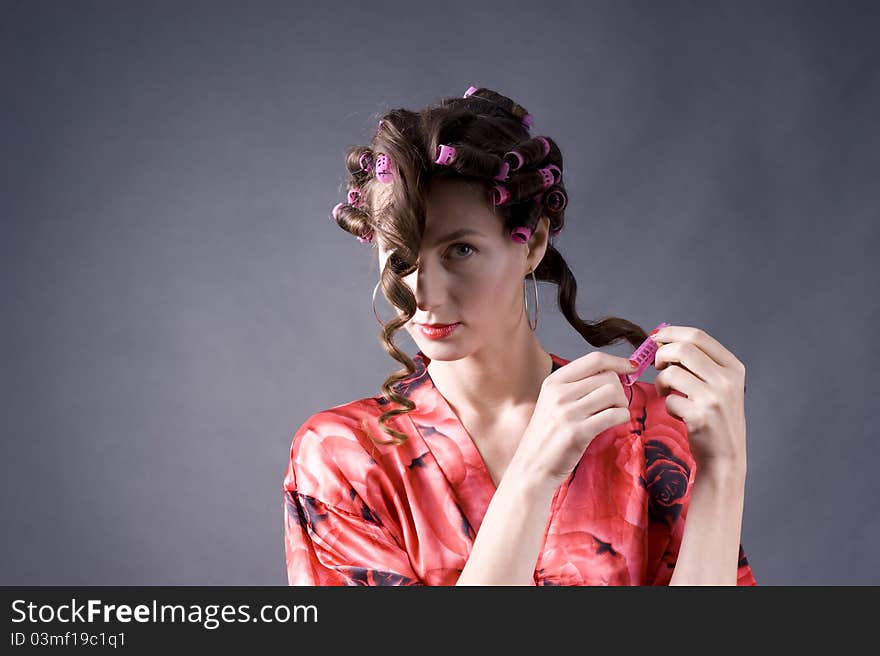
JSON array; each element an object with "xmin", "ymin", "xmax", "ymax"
[
  {"xmin": 525, "ymin": 268, "xmax": 538, "ymax": 331},
  {"xmin": 372, "ymin": 279, "xmax": 384, "ymax": 325}
]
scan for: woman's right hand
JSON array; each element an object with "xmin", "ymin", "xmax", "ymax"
[{"xmin": 512, "ymin": 351, "xmax": 638, "ymax": 489}]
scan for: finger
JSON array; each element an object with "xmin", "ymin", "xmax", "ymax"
[
  {"xmin": 662, "ymin": 391, "xmax": 690, "ymax": 424},
  {"xmin": 651, "ymin": 325, "xmax": 739, "ymax": 369},
  {"xmin": 654, "ymin": 363, "xmax": 700, "ymax": 399},
  {"xmin": 556, "ymin": 350, "xmax": 638, "ymax": 384},
  {"xmin": 654, "ymin": 341, "xmax": 717, "ymax": 384}
]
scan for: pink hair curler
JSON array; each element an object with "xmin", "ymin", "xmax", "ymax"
[
  {"xmin": 489, "ymin": 184, "xmax": 510, "ymax": 206},
  {"xmin": 494, "ymin": 160, "xmax": 510, "ymax": 181},
  {"xmin": 331, "ymin": 202, "xmax": 374, "ymax": 244},
  {"xmin": 435, "ymin": 144, "xmax": 457, "ymax": 165},
  {"xmin": 538, "ymin": 167, "xmax": 555, "ymax": 191},
  {"xmin": 537, "ymin": 136, "xmax": 551, "ymax": 158},
  {"xmin": 545, "ymin": 164, "xmax": 561, "ymax": 184},
  {"xmin": 331, "ymin": 202, "xmax": 344, "ymax": 221},
  {"xmin": 510, "ymin": 226, "xmax": 532, "ymax": 243},
  {"xmin": 503, "ymin": 149, "xmax": 525, "ymax": 171},
  {"xmin": 618, "ymin": 322, "xmax": 672, "ymax": 387},
  {"xmin": 347, "ymin": 188, "xmax": 361, "ymax": 205},
  {"xmin": 462, "ymin": 85, "xmax": 531, "ymax": 126},
  {"xmin": 375, "ymin": 153, "xmax": 393, "ymax": 183},
  {"xmin": 359, "ymin": 151, "xmax": 373, "ymax": 172},
  {"xmin": 544, "ymin": 188, "xmax": 567, "ymax": 213}
]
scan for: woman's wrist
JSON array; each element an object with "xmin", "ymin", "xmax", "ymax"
[
  {"xmin": 504, "ymin": 453, "xmax": 565, "ymax": 500},
  {"xmin": 698, "ymin": 456, "xmax": 747, "ymax": 482}
]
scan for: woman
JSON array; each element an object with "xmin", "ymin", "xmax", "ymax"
[{"xmin": 282, "ymin": 86, "xmax": 757, "ymax": 586}]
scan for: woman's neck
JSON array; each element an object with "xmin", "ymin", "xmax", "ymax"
[{"xmin": 426, "ymin": 336, "xmax": 553, "ymax": 419}]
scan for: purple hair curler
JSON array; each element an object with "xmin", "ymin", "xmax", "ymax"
[
  {"xmin": 494, "ymin": 160, "xmax": 510, "ymax": 181},
  {"xmin": 435, "ymin": 144, "xmax": 457, "ymax": 165},
  {"xmin": 510, "ymin": 227, "xmax": 532, "ymax": 243},
  {"xmin": 464, "ymin": 85, "xmax": 478, "ymax": 97}
]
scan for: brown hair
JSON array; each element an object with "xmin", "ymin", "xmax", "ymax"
[{"xmin": 331, "ymin": 87, "xmax": 648, "ymax": 446}]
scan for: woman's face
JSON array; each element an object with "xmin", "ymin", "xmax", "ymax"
[{"xmin": 375, "ymin": 177, "xmax": 547, "ymax": 354}]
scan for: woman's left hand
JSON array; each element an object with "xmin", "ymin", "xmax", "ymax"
[{"xmin": 651, "ymin": 325, "xmax": 747, "ymax": 471}]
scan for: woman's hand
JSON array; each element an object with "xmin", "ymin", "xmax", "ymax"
[
  {"xmin": 651, "ymin": 325, "xmax": 748, "ymax": 471},
  {"xmin": 511, "ymin": 351, "xmax": 638, "ymax": 489}
]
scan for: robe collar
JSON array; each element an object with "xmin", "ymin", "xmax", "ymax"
[{"xmin": 390, "ymin": 350, "xmax": 568, "ymax": 536}]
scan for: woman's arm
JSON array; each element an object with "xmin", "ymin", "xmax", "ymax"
[
  {"xmin": 668, "ymin": 459, "xmax": 747, "ymax": 586},
  {"xmin": 455, "ymin": 455, "xmax": 560, "ymax": 586}
]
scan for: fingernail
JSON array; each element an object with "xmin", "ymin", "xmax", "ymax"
[
  {"xmin": 629, "ymin": 359, "xmax": 639, "ymax": 369},
  {"xmin": 649, "ymin": 329, "xmax": 658, "ymax": 335}
]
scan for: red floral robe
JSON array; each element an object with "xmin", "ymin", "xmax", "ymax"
[{"xmin": 282, "ymin": 350, "xmax": 758, "ymax": 585}]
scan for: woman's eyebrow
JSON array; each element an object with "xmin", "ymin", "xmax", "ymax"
[{"xmin": 430, "ymin": 228, "xmax": 485, "ymax": 246}]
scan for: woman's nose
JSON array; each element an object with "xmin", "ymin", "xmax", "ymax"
[{"xmin": 407, "ymin": 264, "xmax": 451, "ymax": 310}]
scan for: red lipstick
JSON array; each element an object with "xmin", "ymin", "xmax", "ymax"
[{"xmin": 418, "ymin": 322, "xmax": 461, "ymax": 339}]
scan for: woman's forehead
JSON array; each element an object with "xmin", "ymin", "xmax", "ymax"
[{"xmin": 373, "ymin": 177, "xmax": 497, "ymax": 253}]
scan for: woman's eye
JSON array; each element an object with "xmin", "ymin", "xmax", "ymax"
[{"xmin": 447, "ymin": 243, "xmax": 477, "ymax": 259}]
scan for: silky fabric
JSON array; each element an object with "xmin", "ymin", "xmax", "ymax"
[{"xmin": 282, "ymin": 350, "xmax": 758, "ymax": 586}]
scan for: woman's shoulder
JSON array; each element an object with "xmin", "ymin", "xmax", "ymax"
[
  {"xmin": 289, "ymin": 396, "xmax": 385, "ymax": 456},
  {"xmin": 284, "ymin": 399, "xmax": 380, "ymax": 507},
  {"xmin": 286, "ymin": 393, "xmax": 413, "ymax": 487}
]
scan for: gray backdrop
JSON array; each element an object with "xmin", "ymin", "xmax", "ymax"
[{"xmin": 2, "ymin": 0, "xmax": 877, "ymax": 585}]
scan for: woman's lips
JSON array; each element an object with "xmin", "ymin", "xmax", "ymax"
[{"xmin": 418, "ymin": 322, "xmax": 461, "ymax": 339}]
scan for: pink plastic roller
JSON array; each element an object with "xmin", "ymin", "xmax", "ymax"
[
  {"xmin": 510, "ymin": 227, "xmax": 532, "ymax": 243},
  {"xmin": 619, "ymin": 322, "xmax": 671, "ymax": 387},
  {"xmin": 489, "ymin": 184, "xmax": 510, "ymax": 206},
  {"xmin": 375, "ymin": 153, "xmax": 394, "ymax": 183},
  {"xmin": 435, "ymin": 144, "xmax": 457, "ymax": 165}
]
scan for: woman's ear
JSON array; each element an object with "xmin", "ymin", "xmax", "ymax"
[{"xmin": 526, "ymin": 215, "xmax": 551, "ymax": 273}]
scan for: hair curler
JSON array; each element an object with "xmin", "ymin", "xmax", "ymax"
[{"xmin": 619, "ymin": 322, "xmax": 671, "ymax": 387}]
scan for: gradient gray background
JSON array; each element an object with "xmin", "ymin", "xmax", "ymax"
[{"xmin": 2, "ymin": 0, "xmax": 877, "ymax": 585}]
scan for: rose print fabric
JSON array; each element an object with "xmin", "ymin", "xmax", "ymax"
[{"xmin": 282, "ymin": 350, "xmax": 758, "ymax": 586}]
